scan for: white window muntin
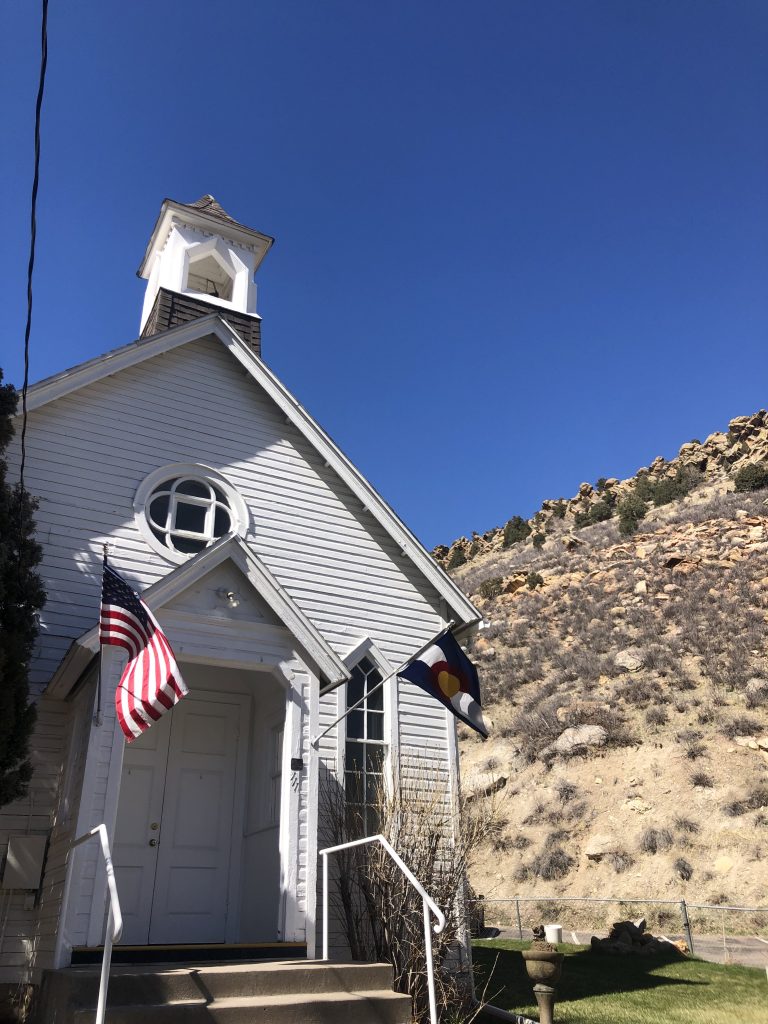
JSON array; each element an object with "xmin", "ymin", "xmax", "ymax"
[
  {"xmin": 135, "ymin": 462, "xmax": 249, "ymax": 564},
  {"xmin": 147, "ymin": 477, "xmax": 232, "ymax": 552}
]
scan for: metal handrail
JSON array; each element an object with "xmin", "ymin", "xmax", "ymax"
[
  {"xmin": 59, "ymin": 825, "xmax": 122, "ymax": 1024},
  {"xmin": 319, "ymin": 834, "xmax": 445, "ymax": 1024}
]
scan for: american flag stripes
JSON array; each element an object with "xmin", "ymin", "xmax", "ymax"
[{"xmin": 100, "ymin": 558, "xmax": 187, "ymax": 741}]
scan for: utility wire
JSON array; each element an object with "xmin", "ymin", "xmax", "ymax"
[{"xmin": 19, "ymin": 0, "xmax": 49, "ymax": 505}]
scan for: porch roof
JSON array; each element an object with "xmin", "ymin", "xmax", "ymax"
[{"xmin": 46, "ymin": 535, "xmax": 350, "ymax": 699}]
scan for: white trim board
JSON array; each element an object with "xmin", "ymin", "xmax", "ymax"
[{"xmin": 19, "ymin": 314, "xmax": 480, "ymax": 629}]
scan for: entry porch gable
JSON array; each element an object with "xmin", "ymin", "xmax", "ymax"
[{"xmin": 52, "ymin": 541, "xmax": 337, "ymax": 968}]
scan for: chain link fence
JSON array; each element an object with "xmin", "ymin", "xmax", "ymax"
[{"xmin": 468, "ymin": 896, "xmax": 768, "ymax": 957}]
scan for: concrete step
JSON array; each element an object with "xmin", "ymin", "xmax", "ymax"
[
  {"xmin": 38, "ymin": 961, "xmax": 411, "ymax": 1024},
  {"xmin": 45, "ymin": 960, "xmax": 395, "ymax": 1007},
  {"xmin": 71, "ymin": 990, "xmax": 412, "ymax": 1023}
]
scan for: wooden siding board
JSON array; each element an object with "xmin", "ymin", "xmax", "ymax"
[
  {"xmin": 8, "ymin": 337, "xmax": 446, "ymax": 677},
  {"xmin": 1, "ymin": 331, "xmax": 465, "ymax": 983}
]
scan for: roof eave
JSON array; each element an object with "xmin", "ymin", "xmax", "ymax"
[
  {"xmin": 136, "ymin": 199, "xmax": 275, "ymax": 279},
  {"xmin": 20, "ymin": 314, "xmax": 480, "ymax": 627}
]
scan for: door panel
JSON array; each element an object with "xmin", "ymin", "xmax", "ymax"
[
  {"xmin": 112, "ymin": 712, "xmax": 172, "ymax": 944},
  {"xmin": 148, "ymin": 698, "xmax": 241, "ymax": 944}
]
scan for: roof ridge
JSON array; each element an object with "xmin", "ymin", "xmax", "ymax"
[{"xmin": 183, "ymin": 194, "xmax": 240, "ymax": 226}]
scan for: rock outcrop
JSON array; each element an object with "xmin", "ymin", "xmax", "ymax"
[{"xmin": 435, "ymin": 409, "xmax": 768, "ymax": 570}]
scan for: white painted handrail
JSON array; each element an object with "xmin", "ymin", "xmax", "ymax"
[
  {"xmin": 319, "ymin": 834, "xmax": 445, "ymax": 1024},
  {"xmin": 59, "ymin": 825, "xmax": 122, "ymax": 1024}
]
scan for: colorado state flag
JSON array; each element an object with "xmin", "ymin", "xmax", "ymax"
[{"xmin": 398, "ymin": 630, "xmax": 488, "ymax": 738}]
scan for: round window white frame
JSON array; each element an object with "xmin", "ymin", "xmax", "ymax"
[{"xmin": 135, "ymin": 463, "xmax": 249, "ymax": 564}]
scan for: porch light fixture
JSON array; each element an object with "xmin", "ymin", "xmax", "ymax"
[{"xmin": 216, "ymin": 588, "xmax": 240, "ymax": 609}]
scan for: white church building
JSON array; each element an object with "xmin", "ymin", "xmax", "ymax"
[{"xmin": 1, "ymin": 196, "xmax": 480, "ymax": 1003}]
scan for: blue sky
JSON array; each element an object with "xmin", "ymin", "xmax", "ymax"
[{"xmin": 2, "ymin": 1, "xmax": 766, "ymax": 548}]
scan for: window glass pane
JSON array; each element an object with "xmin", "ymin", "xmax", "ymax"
[
  {"xmin": 212, "ymin": 484, "xmax": 227, "ymax": 503},
  {"xmin": 345, "ymin": 743, "xmax": 364, "ymax": 772},
  {"xmin": 174, "ymin": 501, "xmax": 207, "ymax": 534},
  {"xmin": 367, "ymin": 682, "xmax": 383, "ymax": 711},
  {"xmin": 365, "ymin": 775, "xmax": 381, "ymax": 807},
  {"xmin": 345, "ymin": 772, "xmax": 364, "ymax": 805},
  {"xmin": 347, "ymin": 669, "xmax": 364, "ymax": 708},
  {"xmin": 173, "ymin": 535, "xmax": 206, "ymax": 554},
  {"xmin": 213, "ymin": 507, "xmax": 231, "ymax": 537},
  {"xmin": 347, "ymin": 709, "xmax": 364, "ymax": 739},
  {"xmin": 366, "ymin": 805, "xmax": 382, "ymax": 834},
  {"xmin": 148, "ymin": 495, "xmax": 169, "ymax": 527},
  {"xmin": 366, "ymin": 746, "xmax": 385, "ymax": 773},
  {"xmin": 175, "ymin": 479, "xmax": 209, "ymax": 498},
  {"xmin": 365, "ymin": 664, "xmax": 382, "ymax": 688},
  {"xmin": 367, "ymin": 711, "xmax": 384, "ymax": 741}
]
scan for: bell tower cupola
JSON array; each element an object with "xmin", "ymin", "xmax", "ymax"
[{"xmin": 137, "ymin": 195, "xmax": 274, "ymax": 355}]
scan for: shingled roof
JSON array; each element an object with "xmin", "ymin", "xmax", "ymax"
[{"xmin": 179, "ymin": 194, "xmax": 242, "ymax": 227}]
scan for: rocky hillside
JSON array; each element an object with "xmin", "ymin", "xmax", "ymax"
[
  {"xmin": 449, "ymin": 417, "xmax": 768, "ymax": 932},
  {"xmin": 436, "ymin": 410, "xmax": 768, "ymax": 570}
]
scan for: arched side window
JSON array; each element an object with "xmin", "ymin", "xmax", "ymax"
[
  {"xmin": 340, "ymin": 639, "xmax": 398, "ymax": 837},
  {"xmin": 344, "ymin": 655, "xmax": 386, "ymax": 834}
]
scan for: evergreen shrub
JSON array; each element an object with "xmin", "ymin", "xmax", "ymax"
[
  {"xmin": 734, "ymin": 463, "xmax": 768, "ymax": 493},
  {"xmin": 0, "ymin": 372, "xmax": 45, "ymax": 808},
  {"xmin": 618, "ymin": 492, "xmax": 647, "ymax": 535},
  {"xmin": 502, "ymin": 515, "xmax": 531, "ymax": 548}
]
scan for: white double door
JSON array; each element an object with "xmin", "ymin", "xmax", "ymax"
[{"xmin": 113, "ymin": 691, "xmax": 245, "ymax": 945}]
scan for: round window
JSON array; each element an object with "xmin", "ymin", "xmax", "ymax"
[
  {"xmin": 146, "ymin": 477, "xmax": 234, "ymax": 554},
  {"xmin": 135, "ymin": 465, "xmax": 247, "ymax": 561}
]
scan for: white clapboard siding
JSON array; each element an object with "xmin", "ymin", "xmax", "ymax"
[
  {"xmin": 0, "ymin": 331, "xmax": 469, "ymax": 982},
  {"xmin": 5, "ymin": 337, "xmax": 449, "ymax": 691},
  {"xmin": 0, "ymin": 698, "xmax": 71, "ymax": 982}
]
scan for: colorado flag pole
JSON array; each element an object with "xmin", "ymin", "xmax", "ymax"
[{"xmin": 100, "ymin": 556, "xmax": 188, "ymax": 741}]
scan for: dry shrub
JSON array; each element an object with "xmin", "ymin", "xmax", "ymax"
[
  {"xmin": 723, "ymin": 786, "xmax": 768, "ymax": 818},
  {"xmin": 529, "ymin": 844, "xmax": 575, "ymax": 881},
  {"xmin": 512, "ymin": 699, "xmax": 562, "ymax": 762},
  {"xmin": 608, "ymin": 850, "xmax": 635, "ymax": 874},
  {"xmin": 677, "ymin": 729, "xmax": 707, "ymax": 760},
  {"xmin": 674, "ymin": 816, "xmax": 700, "ymax": 835},
  {"xmin": 674, "ymin": 857, "xmax": 693, "ymax": 881},
  {"xmin": 320, "ymin": 757, "xmax": 498, "ymax": 1022},
  {"xmin": 691, "ymin": 770, "xmax": 714, "ymax": 788},
  {"xmin": 721, "ymin": 714, "xmax": 762, "ymax": 739},
  {"xmin": 645, "ymin": 706, "xmax": 668, "ymax": 727},
  {"xmin": 554, "ymin": 779, "xmax": 579, "ymax": 804},
  {"xmin": 639, "ymin": 827, "xmax": 674, "ymax": 855},
  {"xmin": 618, "ymin": 676, "xmax": 667, "ymax": 708}
]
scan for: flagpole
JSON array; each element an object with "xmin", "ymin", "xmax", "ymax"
[
  {"xmin": 310, "ymin": 620, "xmax": 457, "ymax": 748},
  {"xmin": 93, "ymin": 544, "xmax": 108, "ymax": 726}
]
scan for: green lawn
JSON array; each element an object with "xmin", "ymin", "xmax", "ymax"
[{"xmin": 472, "ymin": 940, "xmax": 768, "ymax": 1024}]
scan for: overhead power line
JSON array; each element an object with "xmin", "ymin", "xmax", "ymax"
[{"xmin": 19, "ymin": 0, "xmax": 49, "ymax": 502}]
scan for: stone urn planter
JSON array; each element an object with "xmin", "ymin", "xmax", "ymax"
[{"xmin": 522, "ymin": 944, "xmax": 564, "ymax": 1024}]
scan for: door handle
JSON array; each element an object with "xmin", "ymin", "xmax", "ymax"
[{"xmin": 149, "ymin": 838, "xmax": 159, "ymax": 847}]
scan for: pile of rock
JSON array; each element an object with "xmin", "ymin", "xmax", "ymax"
[{"xmin": 590, "ymin": 918, "xmax": 686, "ymax": 957}]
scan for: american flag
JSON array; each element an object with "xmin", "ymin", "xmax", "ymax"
[{"xmin": 100, "ymin": 558, "xmax": 187, "ymax": 741}]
